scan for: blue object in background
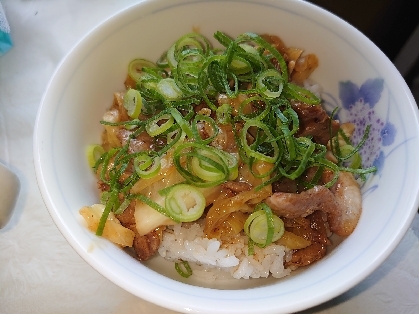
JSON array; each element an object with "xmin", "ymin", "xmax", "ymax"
[{"xmin": 0, "ymin": 2, "xmax": 12, "ymax": 56}]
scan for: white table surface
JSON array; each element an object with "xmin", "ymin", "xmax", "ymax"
[{"xmin": 1, "ymin": 1, "xmax": 418, "ymax": 313}]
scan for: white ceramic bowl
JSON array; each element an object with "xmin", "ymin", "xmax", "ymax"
[{"xmin": 34, "ymin": 0, "xmax": 419, "ymax": 313}]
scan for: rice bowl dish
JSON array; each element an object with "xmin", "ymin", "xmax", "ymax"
[
  {"xmin": 78, "ymin": 30, "xmax": 375, "ymax": 282},
  {"xmin": 34, "ymin": 0, "xmax": 419, "ymax": 313}
]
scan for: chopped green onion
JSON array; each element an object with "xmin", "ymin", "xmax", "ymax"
[
  {"xmin": 256, "ymin": 69, "xmax": 284, "ymax": 99},
  {"xmin": 167, "ymin": 127, "xmax": 186, "ymax": 145},
  {"xmin": 128, "ymin": 58, "xmax": 157, "ymax": 82},
  {"xmin": 240, "ymin": 120, "xmax": 279, "ymax": 163},
  {"xmin": 339, "ymin": 144, "xmax": 362, "ymax": 169},
  {"xmin": 166, "ymin": 33, "xmax": 210, "ymax": 70},
  {"xmin": 282, "ymin": 83, "xmax": 321, "ymax": 105},
  {"xmin": 236, "ymin": 32, "xmax": 289, "ymax": 82},
  {"xmin": 96, "ymin": 190, "xmax": 119, "ymax": 236},
  {"xmin": 230, "ymin": 55, "xmax": 252, "ymax": 75},
  {"xmin": 124, "ymin": 118, "xmax": 141, "ymax": 130},
  {"xmin": 100, "ymin": 191, "xmax": 110, "ymax": 205},
  {"xmin": 215, "ymin": 149, "xmax": 239, "ymax": 180},
  {"xmin": 145, "ymin": 111, "xmax": 174, "ymax": 137},
  {"xmin": 165, "ymin": 184, "xmax": 206, "ymax": 222},
  {"xmin": 124, "ymin": 88, "xmax": 143, "ymax": 119},
  {"xmin": 244, "ymin": 203, "xmax": 284, "ymax": 249},
  {"xmin": 134, "ymin": 154, "xmax": 161, "ymax": 179},
  {"xmin": 86, "ymin": 144, "xmax": 105, "ymax": 168},
  {"xmin": 238, "ymin": 96, "xmax": 270, "ymax": 121},
  {"xmin": 114, "ymin": 198, "xmax": 131, "ymax": 215},
  {"xmin": 191, "ymin": 114, "xmax": 219, "ymax": 144},
  {"xmin": 173, "ymin": 143, "xmax": 235, "ymax": 187},
  {"xmin": 238, "ymin": 43, "xmax": 260, "ymax": 56},
  {"xmin": 98, "ymin": 148, "xmax": 117, "ymax": 183},
  {"xmin": 278, "ymin": 137, "xmax": 316, "ymax": 180},
  {"xmin": 156, "ymin": 78, "xmax": 183, "ymax": 100},
  {"xmin": 168, "ymin": 108, "xmax": 194, "ymax": 138},
  {"xmin": 175, "ymin": 260, "xmax": 193, "ymax": 278},
  {"xmin": 190, "ymin": 149, "xmax": 226, "ymax": 182},
  {"xmin": 134, "ymin": 193, "xmax": 179, "ymax": 222},
  {"xmin": 216, "ymin": 103, "xmax": 232, "ymax": 125}
]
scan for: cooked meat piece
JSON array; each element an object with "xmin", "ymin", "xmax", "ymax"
[
  {"xmin": 283, "ymin": 212, "xmax": 330, "ymax": 267},
  {"xmin": 116, "ymin": 202, "xmax": 162, "ymax": 261},
  {"xmin": 194, "ymin": 101, "xmax": 215, "ymax": 118},
  {"xmin": 266, "ymin": 185, "xmax": 338, "ymax": 219},
  {"xmin": 261, "ymin": 34, "xmax": 287, "ymax": 55},
  {"xmin": 308, "ymin": 210, "xmax": 331, "ymax": 245},
  {"xmin": 273, "ymin": 167, "xmax": 328, "ymax": 194},
  {"xmin": 221, "ymin": 181, "xmax": 252, "ymax": 194},
  {"xmin": 132, "ymin": 228, "xmax": 162, "ymax": 261},
  {"xmin": 286, "ymin": 242, "xmax": 327, "ymax": 267},
  {"xmin": 292, "ymin": 102, "xmax": 340, "ymax": 145},
  {"xmin": 112, "ymin": 92, "xmax": 130, "ymax": 122},
  {"xmin": 272, "ymin": 177, "xmax": 298, "ymax": 193},
  {"xmin": 325, "ymin": 171, "xmax": 362, "ymax": 237},
  {"xmin": 115, "ymin": 202, "xmax": 136, "ymax": 230},
  {"xmin": 97, "ymin": 180, "xmax": 110, "ymax": 192},
  {"xmin": 210, "ymin": 124, "xmax": 239, "ymax": 153},
  {"xmin": 196, "ymin": 121, "xmax": 212, "ymax": 141},
  {"xmin": 290, "ymin": 54, "xmax": 319, "ymax": 85},
  {"xmin": 284, "ymin": 212, "xmax": 330, "ymax": 246},
  {"xmin": 267, "ymin": 172, "xmax": 361, "ymax": 237},
  {"xmin": 283, "ymin": 216, "xmax": 311, "ymax": 229},
  {"xmin": 116, "ymin": 128, "xmax": 155, "ymax": 153}
]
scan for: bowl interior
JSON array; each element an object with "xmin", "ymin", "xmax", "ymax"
[{"xmin": 34, "ymin": 0, "xmax": 419, "ymax": 313}]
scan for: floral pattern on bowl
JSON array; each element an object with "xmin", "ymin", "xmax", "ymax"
[{"xmin": 323, "ymin": 78, "xmax": 397, "ymax": 177}]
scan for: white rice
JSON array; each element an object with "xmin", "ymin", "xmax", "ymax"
[
  {"xmin": 303, "ymin": 79, "xmax": 323, "ymax": 98},
  {"xmin": 158, "ymin": 221, "xmax": 293, "ymax": 280}
]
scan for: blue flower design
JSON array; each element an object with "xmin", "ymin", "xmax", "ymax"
[
  {"xmin": 372, "ymin": 151, "xmax": 385, "ymax": 175},
  {"xmin": 339, "ymin": 81, "xmax": 360, "ymax": 110},
  {"xmin": 338, "ymin": 78, "xmax": 396, "ymax": 172},
  {"xmin": 339, "ymin": 78, "xmax": 384, "ymax": 110},
  {"xmin": 359, "ymin": 78, "xmax": 384, "ymax": 108},
  {"xmin": 380, "ymin": 122, "xmax": 396, "ymax": 146}
]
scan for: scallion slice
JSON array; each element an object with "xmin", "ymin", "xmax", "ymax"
[
  {"xmin": 240, "ymin": 120, "xmax": 279, "ymax": 163},
  {"xmin": 145, "ymin": 112, "xmax": 174, "ymax": 137},
  {"xmin": 123, "ymin": 88, "xmax": 143, "ymax": 119},
  {"xmin": 156, "ymin": 78, "xmax": 183, "ymax": 100},
  {"xmin": 238, "ymin": 96, "xmax": 270, "ymax": 121},
  {"xmin": 244, "ymin": 203, "xmax": 284, "ymax": 249},
  {"xmin": 173, "ymin": 142, "xmax": 235, "ymax": 187},
  {"xmin": 215, "ymin": 103, "xmax": 232, "ymax": 125},
  {"xmin": 191, "ymin": 114, "xmax": 219, "ymax": 144},
  {"xmin": 165, "ymin": 184, "xmax": 206, "ymax": 222},
  {"xmin": 86, "ymin": 144, "xmax": 105, "ymax": 168},
  {"xmin": 256, "ymin": 69, "xmax": 284, "ymax": 99},
  {"xmin": 190, "ymin": 150, "xmax": 226, "ymax": 182},
  {"xmin": 175, "ymin": 260, "xmax": 193, "ymax": 278},
  {"xmin": 95, "ymin": 190, "xmax": 119, "ymax": 236},
  {"xmin": 128, "ymin": 58, "xmax": 157, "ymax": 83},
  {"xmin": 134, "ymin": 154, "xmax": 161, "ymax": 179},
  {"xmin": 168, "ymin": 108, "xmax": 194, "ymax": 138},
  {"xmin": 339, "ymin": 144, "xmax": 362, "ymax": 169},
  {"xmin": 282, "ymin": 83, "xmax": 321, "ymax": 105}
]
